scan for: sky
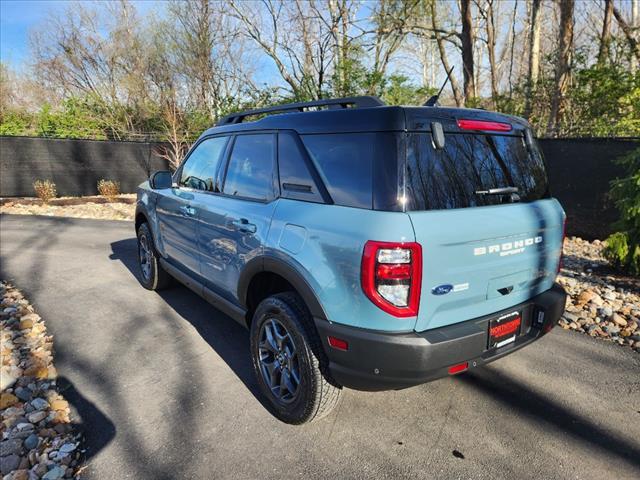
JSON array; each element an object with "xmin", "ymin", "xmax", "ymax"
[{"xmin": 0, "ymin": 0, "xmax": 165, "ymax": 69}]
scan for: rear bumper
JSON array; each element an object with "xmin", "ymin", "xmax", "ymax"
[{"xmin": 315, "ymin": 283, "xmax": 566, "ymax": 391}]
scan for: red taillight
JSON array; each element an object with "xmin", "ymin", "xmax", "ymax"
[
  {"xmin": 457, "ymin": 119, "xmax": 512, "ymax": 132},
  {"xmin": 361, "ymin": 241, "xmax": 422, "ymax": 318},
  {"xmin": 328, "ymin": 336, "xmax": 348, "ymax": 351},
  {"xmin": 558, "ymin": 216, "xmax": 567, "ymax": 275},
  {"xmin": 448, "ymin": 362, "xmax": 468, "ymax": 375}
]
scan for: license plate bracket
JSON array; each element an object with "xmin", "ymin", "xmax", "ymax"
[{"xmin": 488, "ymin": 311, "xmax": 521, "ymax": 349}]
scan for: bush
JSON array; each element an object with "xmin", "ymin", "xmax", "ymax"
[
  {"xmin": 33, "ymin": 180, "xmax": 57, "ymax": 203},
  {"xmin": 603, "ymin": 148, "xmax": 640, "ymax": 275},
  {"xmin": 97, "ymin": 179, "xmax": 121, "ymax": 200}
]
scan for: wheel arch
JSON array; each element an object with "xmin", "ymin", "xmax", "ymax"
[{"xmin": 238, "ymin": 256, "xmax": 328, "ymax": 326}]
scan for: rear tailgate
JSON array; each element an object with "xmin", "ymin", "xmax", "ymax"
[{"xmin": 408, "ymin": 200, "xmax": 564, "ymax": 331}]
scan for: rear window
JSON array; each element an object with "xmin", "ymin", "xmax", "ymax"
[{"xmin": 405, "ymin": 132, "xmax": 549, "ymax": 211}]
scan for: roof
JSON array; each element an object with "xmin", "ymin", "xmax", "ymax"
[{"xmin": 200, "ymin": 96, "xmax": 530, "ymax": 138}]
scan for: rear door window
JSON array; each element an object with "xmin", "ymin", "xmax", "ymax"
[
  {"xmin": 405, "ymin": 133, "xmax": 549, "ymax": 211},
  {"xmin": 222, "ymin": 134, "xmax": 276, "ymax": 201}
]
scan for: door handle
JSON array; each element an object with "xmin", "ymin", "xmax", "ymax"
[
  {"xmin": 232, "ymin": 218, "xmax": 257, "ymax": 233},
  {"xmin": 179, "ymin": 205, "xmax": 196, "ymax": 217}
]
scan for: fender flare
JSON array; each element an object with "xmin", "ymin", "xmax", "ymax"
[{"xmin": 237, "ymin": 255, "xmax": 328, "ymax": 321}]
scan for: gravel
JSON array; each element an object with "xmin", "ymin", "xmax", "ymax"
[
  {"xmin": 0, "ymin": 282, "xmax": 83, "ymax": 479},
  {"xmin": 558, "ymin": 237, "xmax": 639, "ymax": 352}
]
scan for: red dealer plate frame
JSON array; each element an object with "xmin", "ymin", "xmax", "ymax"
[{"xmin": 488, "ymin": 311, "xmax": 522, "ymax": 349}]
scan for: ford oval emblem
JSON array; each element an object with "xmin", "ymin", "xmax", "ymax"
[{"xmin": 431, "ymin": 284, "xmax": 453, "ymax": 295}]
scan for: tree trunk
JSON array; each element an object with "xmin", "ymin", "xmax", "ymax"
[
  {"xmin": 633, "ymin": 0, "xmax": 638, "ymax": 70},
  {"xmin": 460, "ymin": 0, "xmax": 475, "ymax": 104},
  {"xmin": 597, "ymin": 0, "xmax": 613, "ymax": 65},
  {"xmin": 430, "ymin": 1, "xmax": 463, "ymax": 106},
  {"xmin": 547, "ymin": 0, "xmax": 574, "ymax": 137},
  {"xmin": 485, "ymin": 0, "xmax": 498, "ymax": 109},
  {"xmin": 524, "ymin": 0, "xmax": 541, "ymax": 119},
  {"xmin": 613, "ymin": 5, "xmax": 640, "ymax": 63}
]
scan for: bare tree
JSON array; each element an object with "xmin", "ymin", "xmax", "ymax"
[
  {"xmin": 480, "ymin": 0, "xmax": 499, "ymax": 108},
  {"xmin": 612, "ymin": 4, "xmax": 640, "ymax": 63},
  {"xmin": 524, "ymin": 0, "xmax": 542, "ymax": 119},
  {"xmin": 547, "ymin": 0, "xmax": 575, "ymax": 137},
  {"xmin": 430, "ymin": 1, "xmax": 463, "ymax": 106},
  {"xmin": 460, "ymin": 0, "xmax": 476, "ymax": 103},
  {"xmin": 597, "ymin": 0, "xmax": 614, "ymax": 65}
]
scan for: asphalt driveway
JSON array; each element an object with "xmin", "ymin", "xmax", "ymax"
[{"xmin": 1, "ymin": 214, "xmax": 639, "ymax": 480}]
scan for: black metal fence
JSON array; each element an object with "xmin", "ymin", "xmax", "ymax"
[{"xmin": 0, "ymin": 135, "xmax": 638, "ymax": 240}]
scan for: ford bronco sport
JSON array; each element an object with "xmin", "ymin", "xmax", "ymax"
[{"xmin": 135, "ymin": 96, "xmax": 567, "ymax": 424}]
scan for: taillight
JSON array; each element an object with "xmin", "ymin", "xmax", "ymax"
[
  {"xmin": 457, "ymin": 119, "xmax": 512, "ymax": 132},
  {"xmin": 558, "ymin": 216, "xmax": 567, "ymax": 275},
  {"xmin": 361, "ymin": 241, "xmax": 422, "ymax": 317}
]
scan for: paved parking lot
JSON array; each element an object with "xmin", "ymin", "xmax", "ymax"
[{"xmin": 1, "ymin": 214, "xmax": 639, "ymax": 480}]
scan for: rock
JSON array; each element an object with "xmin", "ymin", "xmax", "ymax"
[
  {"xmin": 0, "ymin": 369, "xmax": 18, "ymax": 391},
  {"xmin": 0, "ymin": 438, "xmax": 23, "ymax": 456},
  {"xmin": 0, "ymin": 454, "xmax": 21, "ymax": 475},
  {"xmin": 602, "ymin": 290, "xmax": 617, "ymax": 301},
  {"xmin": 604, "ymin": 324, "xmax": 620, "ymax": 336},
  {"xmin": 42, "ymin": 466, "xmax": 66, "ymax": 480},
  {"xmin": 11, "ymin": 469, "xmax": 29, "ymax": 480},
  {"xmin": 27, "ymin": 411, "xmax": 46, "ymax": 424},
  {"xmin": 57, "ymin": 444, "xmax": 75, "ymax": 455},
  {"xmin": 0, "ymin": 392, "xmax": 19, "ymax": 409},
  {"xmin": 611, "ymin": 314, "xmax": 627, "ymax": 327},
  {"xmin": 598, "ymin": 306, "xmax": 613, "ymax": 318},
  {"xmin": 14, "ymin": 387, "xmax": 32, "ymax": 402},
  {"xmin": 32, "ymin": 463, "xmax": 48, "ymax": 478},
  {"xmin": 49, "ymin": 400, "xmax": 68, "ymax": 412},
  {"xmin": 30, "ymin": 398, "xmax": 49, "ymax": 411},
  {"xmin": 23, "ymin": 434, "xmax": 39, "ymax": 451}
]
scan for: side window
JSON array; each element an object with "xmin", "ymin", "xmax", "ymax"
[
  {"xmin": 278, "ymin": 132, "xmax": 323, "ymax": 203},
  {"xmin": 223, "ymin": 134, "xmax": 275, "ymax": 200},
  {"xmin": 301, "ymin": 133, "xmax": 374, "ymax": 209},
  {"xmin": 179, "ymin": 136, "xmax": 229, "ymax": 191}
]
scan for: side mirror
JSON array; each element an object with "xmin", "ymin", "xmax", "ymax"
[
  {"xmin": 431, "ymin": 122, "xmax": 446, "ymax": 149},
  {"xmin": 150, "ymin": 171, "xmax": 173, "ymax": 190}
]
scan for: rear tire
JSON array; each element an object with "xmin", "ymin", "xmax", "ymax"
[
  {"xmin": 250, "ymin": 292, "xmax": 342, "ymax": 424},
  {"xmin": 136, "ymin": 222, "xmax": 172, "ymax": 291}
]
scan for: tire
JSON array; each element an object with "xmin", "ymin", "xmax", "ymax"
[
  {"xmin": 250, "ymin": 292, "xmax": 342, "ymax": 424},
  {"xmin": 136, "ymin": 222, "xmax": 172, "ymax": 291}
]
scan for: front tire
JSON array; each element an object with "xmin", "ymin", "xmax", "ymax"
[
  {"xmin": 136, "ymin": 222, "xmax": 172, "ymax": 291},
  {"xmin": 250, "ymin": 292, "xmax": 342, "ymax": 424}
]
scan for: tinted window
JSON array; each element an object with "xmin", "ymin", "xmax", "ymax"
[
  {"xmin": 405, "ymin": 133, "xmax": 549, "ymax": 211},
  {"xmin": 301, "ymin": 133, "xmax": 374, "ymax": 209},
  {"xmin": 278, "ymin": 133, "xmax": 323, "ymax": 203},
  {"xmin": 223, "ymin": 134, "xmax": 275, "ymax": 200},
  {"xmin": 179, "ymin": 136, "xmax": 229, "ymax": 191}
]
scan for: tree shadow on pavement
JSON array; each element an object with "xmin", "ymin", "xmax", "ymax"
[
  {"xmin": 108, "ymin": 237, "xmax": 270, "ymax": 411},
  {"xmin": 460, "ymin": 368, "xmax": 640, "ymax": 469},
  {"xmin": 55, "ymin": 376, "xmax": 116, "ymax": 464}
]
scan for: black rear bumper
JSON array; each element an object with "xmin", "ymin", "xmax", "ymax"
[{"xmin": 315, "ymin": 283, "xmax": 566, "ymax": 391}]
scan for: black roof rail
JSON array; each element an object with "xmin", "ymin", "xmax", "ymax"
[{"xmin": 216, "ymin": 96, "xmax": 385, "ymax": 126}]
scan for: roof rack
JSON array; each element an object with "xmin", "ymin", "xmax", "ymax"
[{"xmin": 216, "ymin": 96, "xmax": 385, "ymax": 126}]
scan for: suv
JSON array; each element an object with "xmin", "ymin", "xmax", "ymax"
[{"xmin": 135, "ymin": 96, "xmax": 566, "ymax": 424}]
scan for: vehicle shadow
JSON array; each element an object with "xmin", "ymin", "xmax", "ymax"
[{"xmin": 108, "ymin": 237, "xmax": 272, "ymax": 413}]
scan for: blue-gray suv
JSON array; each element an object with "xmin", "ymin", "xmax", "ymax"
[{"xmin": 135, "ymin": 96, "xmax": 567, "ymax": 424}]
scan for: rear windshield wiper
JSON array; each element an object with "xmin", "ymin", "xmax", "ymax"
[{"xmin": 475, "ymin": 187, "xmax": 519, "ymax": 195}]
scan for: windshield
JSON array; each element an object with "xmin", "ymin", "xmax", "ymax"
[{"xmin": 404, "ymin": 132, "xmax": 549, "ymax": 211}]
